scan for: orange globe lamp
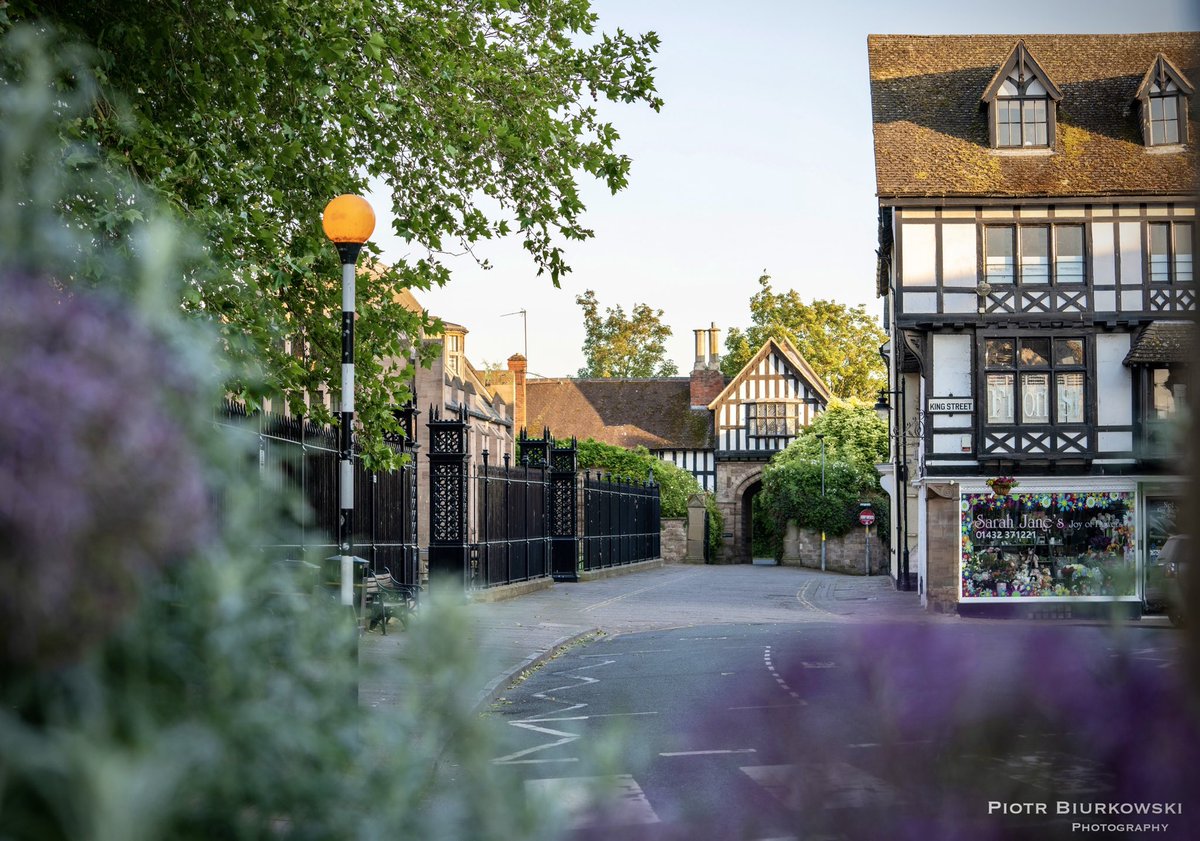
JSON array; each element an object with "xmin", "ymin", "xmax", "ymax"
[{"xmin": 322, "ymin": 194, "xmax": 375, "ymax": 245}]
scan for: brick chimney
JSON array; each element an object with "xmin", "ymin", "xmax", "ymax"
[
  {"xmin": 690, "ymin": 323, "xmax": 724, "ymax": 408},
  {"xmin": 507, "ymin": 353, "xmax": 528, "ymax": 431}
]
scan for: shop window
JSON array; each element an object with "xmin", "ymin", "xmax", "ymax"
[
  {"xmin": 984, "ymin": 336, "xmax": 1086, "ymax": 427},
  {"xmin": 747, "ymin": 402, "xmax": 794, "ymax": 438},
  {"xmin": 984, "ymin": 225, "xmax": 1086, "ymax": 285},
  {"xmin": 961, "ymin": 490, "xmax": 1136, "ymax": 599}
]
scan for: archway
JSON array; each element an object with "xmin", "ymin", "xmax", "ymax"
[
  {"xmin": 740, "ymin": 479, "xmax": 766, "ymax": 564},
  {"xmin": 721, "ymin": 466, "xmax": 766, "ymax": 564}
]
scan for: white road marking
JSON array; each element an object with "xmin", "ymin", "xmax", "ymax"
[
  {"xmin": 579, "ymin": 649, "xmax": 672, "ymax": 657},
  {"xmin": 762, "ymin": 644, "xmax": 803, "ymax": 703},
  {"xmin": 526, "ymin": 775, "xmax": 661, "ymax": 828},
  {"xmin": 528, "ymin": 711, "xmax": 659, "ymax": 722},
  {"xmin": 728, "ymin": 703, "xmax": 807, "ymax": 710},
  {"xmin": 493, "ymin": 659, "xmax": 615, "ymax": 764},
  {"xmin": 659, "ymin": 749, "xmax": 757, "ymax": 757}
]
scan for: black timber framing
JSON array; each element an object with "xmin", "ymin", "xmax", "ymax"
[{"xmin": 892, "ymin": 204, "xmax": 1195, "ymax": 326}]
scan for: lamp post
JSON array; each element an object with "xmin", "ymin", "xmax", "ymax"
[
  {"xmin": 322, "ymin": 194, "xmax": 376, "ymax": 607},
  {"xmin": 816, "ymin": 432, "xmax": 826, "ymax": 572}
]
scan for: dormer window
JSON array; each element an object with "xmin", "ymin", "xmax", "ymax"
[
  {"xmin": 996, "ymin": 73, "xmax": 1049, "ymax": 147},
  {"xmin": 981, "ymin": 41, "xmax": 1063, "ymax": 150},
  {"xmin": 1136, "ymin": 54, "xmax": 1193, "ymax": 148}
]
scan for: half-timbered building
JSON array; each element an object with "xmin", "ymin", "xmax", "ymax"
[
  {"xmin": 869, "ymin": 33, "xmax": 1197, "ymax": 613},
  {"xmin": 522, "ymin": 326, "xmax": 831, "ymax": 561}
]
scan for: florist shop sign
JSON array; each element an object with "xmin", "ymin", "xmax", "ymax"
[{"xmin": 961, "ymin": 491, "xmax": 1136, "ymax": 600}]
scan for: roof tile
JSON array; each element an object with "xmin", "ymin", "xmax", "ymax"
[{"xmin": 868, "ymin": 34, "xmax": 1199, "ymax": 198}]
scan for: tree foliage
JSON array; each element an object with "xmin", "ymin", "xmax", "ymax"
[
  {"xmin": 576, "ymin": 289, "xmax": 678, "ymax": 378},
  {"xmin": 721, "ymin": 273, "xmax": 887, "ymax": 400},
  {"xmin": 2, "ymin": 2, "xmax": 663, "ymax": 466},
  {"xmin": 771, "ymin": 399, "xmax": 888, "ymax": 487},
  {"xmin": 574, "ymin": 438, "xmax": 723, "ymax": 557},
  {"xmin": 756, "ymin": 400, "xmax": 890, "ymax": 554},
  {"xmin": 0, "ymin": 35, "xmax": 568, "ymax": 839}
]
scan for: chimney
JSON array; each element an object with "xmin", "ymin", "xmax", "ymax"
[
  {"xmin": 707, "ymin": 322, "xmax": 721, "ymax": 370},
  {"xmin": 507, "ymin": 354, "xmax": 528, "ymax": 432},
  {"xmin": 690, "ymin": 324, "xmax": 724, "ymax": 409}
]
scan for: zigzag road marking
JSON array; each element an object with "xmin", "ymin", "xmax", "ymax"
[{"xmin": 492, "ymin": 658, "xmax": 615, "ymax": 765}]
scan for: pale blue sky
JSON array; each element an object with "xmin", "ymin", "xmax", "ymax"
[{"xmin": 369, "ymin": 1, "xmax": 1199, "ymax": 378}]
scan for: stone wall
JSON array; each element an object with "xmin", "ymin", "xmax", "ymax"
[
  {"xmin": 925, "ymin": 482, "xmax": 961, "ymax": 613},
  {"xmin": 661, "ymin": 517, "xmax": 686, "ymax": 563},
  {"xmin": 781, "ymin": 522, "xmax": 888, "ymax": 575},
  {"xmin": 716, "ymin": 461, "xmax": 765, "ymax": 563}
]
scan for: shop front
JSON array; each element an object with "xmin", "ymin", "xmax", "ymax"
[{"xmin": 960, "ymin": 481, "xmax": 1139, "ymax": 604}]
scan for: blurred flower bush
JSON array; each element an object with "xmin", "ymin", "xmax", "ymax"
[
  {"xmin": 0, "ymin": 273, "xmax": 209, "ymax": 666},
  {"xmin": 0, "ymin": 25, "xmax": 562, "ymax": 841}
]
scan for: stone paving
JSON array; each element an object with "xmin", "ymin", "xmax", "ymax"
[{"xmin": 359, "ymin": 563, "xmax": 932, "ymax": 712}]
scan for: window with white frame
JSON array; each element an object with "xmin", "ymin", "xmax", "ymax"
[
  {"xmin": 984, "ymin": 224, "xmax": 1085, "ymax": 285},
  {"xmin": 996, "ymin": 71, "xmax": 1050, "ymax": 148},
  {"xmin": 1149, "ymin": 222, "xmax": 1194, "ymax": 284},
  {"xmin": 984, "ymin": 337, "xmax": 1086, "ymax": 427},
  {"xmin": 983, "ymin": 42, "xmax": 1061, "ymax": 151},
  {"xmin": 1149, "ymin": 82, "xmax": 1184, "ymax": 145},
  {"xmin": 747, "ymin": 402, "xmax": 795, "ymax": 438}
]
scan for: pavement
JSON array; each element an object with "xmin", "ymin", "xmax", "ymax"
[{"xmin": 358, "ymin": 563, "xmax": 929, "ymax": 712}]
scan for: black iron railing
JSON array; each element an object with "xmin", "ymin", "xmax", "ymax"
[
  {"xmin": 582, "ymin": 471, "xmax": 661, "ymax": 571},
  {"xmin": 426, "ymin": 411, "xmax": 662, "ymax": 590},
  {"xmin": 215, "ymin": 401, "xmax": 419, "ymax": 589},
  {"xmin": 471, "ymin": 452, "xmax": 549, "ymax": 587}
]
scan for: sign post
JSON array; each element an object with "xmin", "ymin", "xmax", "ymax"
[{"xmin": 858, "ymin": 506, "xmax": 876, "ymax": 576}]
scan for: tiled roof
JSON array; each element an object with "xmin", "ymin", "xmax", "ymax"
[
  {"xmin": 525, "ymin": 378, "xmax": 715, "ymax": 450},
  {"xmin": 868, "ymin": 34, "xmax": 1199, "ymax": 198},
  {"xmin": 1124, "ymin": 320, "xmax": 1197, "ymax": 364}
]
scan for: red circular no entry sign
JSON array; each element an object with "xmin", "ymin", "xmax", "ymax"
[{"xmin": 858, "ymin": 510, "xmax": 876, "ymax": 526}]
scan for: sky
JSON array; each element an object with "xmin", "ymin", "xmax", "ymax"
[{"xmin": 368, "ymin": 0, "xmax": 1199, "ymax": 379}]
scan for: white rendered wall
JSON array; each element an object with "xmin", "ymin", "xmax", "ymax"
[{"xmin": 1095, "ymin": 333, "xmax": 1133, "ymax": 428}]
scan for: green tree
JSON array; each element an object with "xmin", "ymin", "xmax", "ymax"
[
  {"xmin": 576, "ymin": 289, "xmax": 679, "ymax": 377},
  {"xmin": 755, "ymin": 399, "xmax": 889, "ymax": 556},
  {"xmin": 772, "ymin": 398, "xmax": 888, "ymax": 486},
  {"xmin": 721, "ymin": 273, "xmax": 887, "ymax": 400},
  {"xmin": 2, "ymin": 2, "xmax": 663, "ymax": 466},
  {"xmin": 0, "ymin": 34, "xmax": 568, "ymax": 839}
]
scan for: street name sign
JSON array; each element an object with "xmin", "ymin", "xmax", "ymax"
[{"xmin": 927, "ymin": 397, "xmax": 974, "ymax": 414}]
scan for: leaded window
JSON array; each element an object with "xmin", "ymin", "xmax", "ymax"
[
  {"xmin": 984, "ymin": 337, "xmax": 1086, "ymax": 427},
  {"xmin": 747, "ymin": 402, "xmax": 795, "ymax": 438}
]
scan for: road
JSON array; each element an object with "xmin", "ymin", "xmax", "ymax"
[{"xmin": 476, "ymin": 567, "xmax": 1186, "ymax": 841}]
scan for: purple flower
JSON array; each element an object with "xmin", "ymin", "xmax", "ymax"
[{"xmin": 0, "ymin": 273, "xmax": 210, "ymax": 667}]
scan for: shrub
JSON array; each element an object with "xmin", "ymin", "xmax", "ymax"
[
  {"xmin": 0, "ymin": 30, "xmax": 566, "ymax": 841},
  {"xmin": 574, "ymin": 438, "xmax": 725, "ymax": 561}
]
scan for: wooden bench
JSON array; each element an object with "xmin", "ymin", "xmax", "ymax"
[{"xmin": 363, "ymin": 570, "xmax": 419, "ymax": 634}]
